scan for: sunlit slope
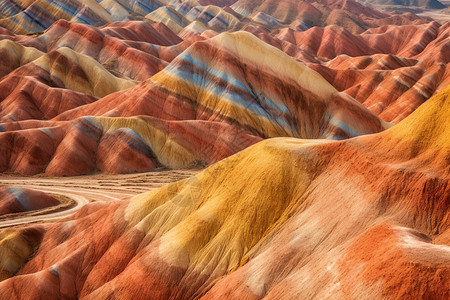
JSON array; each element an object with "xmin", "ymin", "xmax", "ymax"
[{"xmin": 30, "ymin": 47, "xmax": 137, "ymax": 97}]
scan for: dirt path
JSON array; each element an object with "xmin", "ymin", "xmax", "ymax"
[{"xmin": 0, "ymin": 169, "xmax": 199, "ymax": 228}]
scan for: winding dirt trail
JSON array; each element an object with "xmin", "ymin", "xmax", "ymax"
[{"xmin": 0, "ymin": 169, "xmax": 199, "ymax": 228}]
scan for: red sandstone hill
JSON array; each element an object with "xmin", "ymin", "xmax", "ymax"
[
  {"xmin": 260, "ymin": 21, "xmax": 450, "ymax": 122},
  {"xmin": 0, "ymin": 187, "xmax": 60, "ymax": 217}
]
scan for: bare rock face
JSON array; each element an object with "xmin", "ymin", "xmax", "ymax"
[
  {"xmin": 0, "ymin": 187, "xmax": 60, "ymax": 216},
  {"xmin": 96, "ymin": 128, "xmax": 159, "ymax": 174}
]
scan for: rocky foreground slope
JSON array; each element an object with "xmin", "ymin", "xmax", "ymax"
[{"xmin": 0, "ymin": 80, "xmax": 448, "ymax": 300}]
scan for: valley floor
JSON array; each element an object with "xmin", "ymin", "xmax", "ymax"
[{"xmin": 0, "ymin": 169, "xmax": 199, "ymax": 228}]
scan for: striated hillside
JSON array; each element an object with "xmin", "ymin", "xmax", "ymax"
[{"xmin": 0, "ymin": 31, "xmax": 388, "ymax": 175}]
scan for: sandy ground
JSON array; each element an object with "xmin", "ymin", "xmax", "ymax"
[{"xmin": 0, "ymin": 169, "xmax": 200, "ymax": 228}]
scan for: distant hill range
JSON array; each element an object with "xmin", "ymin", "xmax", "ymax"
[{"xmin": 361, "ymin": 0, "xmax": 447, "ymax": 9}]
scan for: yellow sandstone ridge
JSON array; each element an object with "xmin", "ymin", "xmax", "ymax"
[{"xmin": 33, "ymin": 47, "xmax": 136, "ymax": 97}]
